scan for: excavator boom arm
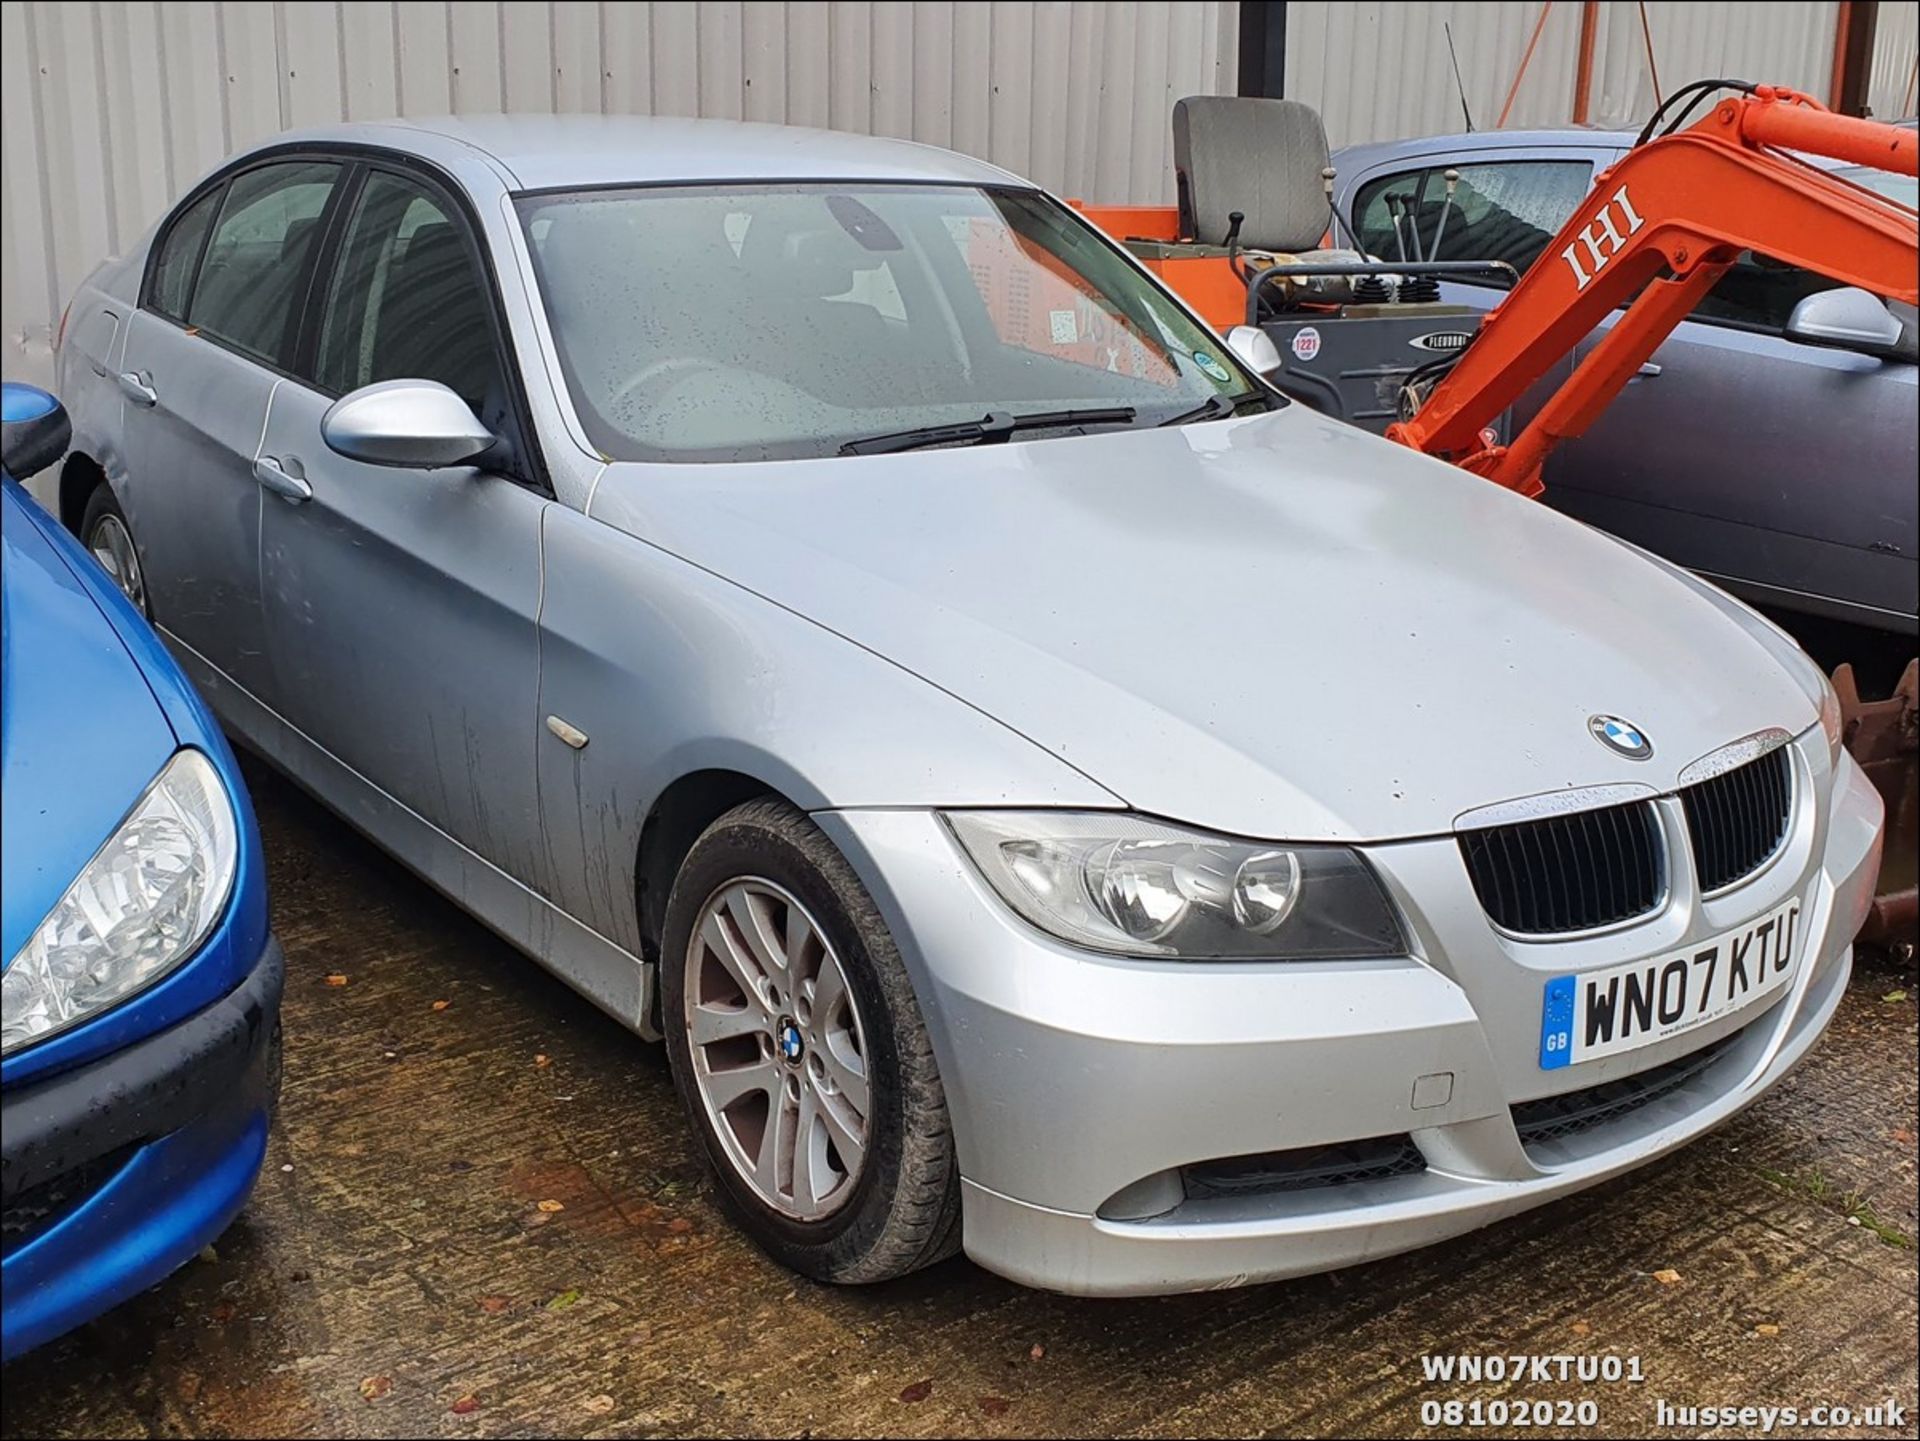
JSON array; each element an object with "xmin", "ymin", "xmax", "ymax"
[{"xmin": 1384, "ymin": 88, "xmax": 1919, "ymax": 496}]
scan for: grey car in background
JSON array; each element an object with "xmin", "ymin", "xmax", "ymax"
[
  {"xmin": 1332, "ymin": 128, "xmax": 1919, "ymax": 638},
  {"xmin": 50, "ymin": 115, "xmax": 1883, "ymax": 1295}
]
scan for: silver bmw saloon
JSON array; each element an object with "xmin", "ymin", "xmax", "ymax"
[{"xmin": 49, "ymin": 115, "xmax": 1884, "ymax": 1295}]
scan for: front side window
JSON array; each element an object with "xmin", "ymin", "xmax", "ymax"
[
  {"xmin": 315, "ymin": 170, "xmax": 505, "ymax": 423},
  {"xmin": 517, "ymin": 184, "xmax": 1265, "ymax": 463},
  {"xmin": 149, "ymin": 187, "xmax": 223, "ymax": 321},
  {"xmin": 1353, "ymin": 160, "xmax": 1595, "ymax": 283},
  {"xmin": 187, "ymin": 161, "xmax": 339, "ymax": 365}
]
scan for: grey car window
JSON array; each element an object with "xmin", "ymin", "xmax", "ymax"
[
  {"xmin": 149, "ymin": 186, "xmax": 223, "ymax": 322},
  {"xmin": 315, "ymin": 170, "xmax": 504, "ymax": 419},
  {"xmin": 516, "ymin": 183, "xmax": 1262, "ymax": 464},
  {"xmin": 187, "ymin": 161, "xmax": 339, "ymax": 366},
  {"xmin": 1353, "ymin": 160, "xmax": 1593, "ymax": 280}
]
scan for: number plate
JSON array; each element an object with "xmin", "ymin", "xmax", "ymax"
[{"xmin": 1538, "ymin": 897, "xmax": 1802, "ymax": 1069}]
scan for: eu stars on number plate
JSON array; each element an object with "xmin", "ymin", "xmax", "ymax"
[{"xmin": 1538, "ymin": 897, "xmax": 1802, "ymax": 1069}]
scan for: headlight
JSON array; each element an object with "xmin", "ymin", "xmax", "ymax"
[
  {"xmin": 3, "ymin": 749, "xmax": 238, "ymax": 1055},
  {"xmin": 945, "ymin": 811, "xmax": 1406, "ymax": 960}
]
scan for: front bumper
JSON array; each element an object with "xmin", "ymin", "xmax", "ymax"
[
  {"xmin": 817, "ymin": 736, "xmax": 1883, "ymax": 1297},
  {"xmin": 1, "ymin": 937, "xmax": 283, "ymax": 1360}
]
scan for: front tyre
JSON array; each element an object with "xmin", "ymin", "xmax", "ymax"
[{"xmin": 660, "ymin": 798, "xmax": 961, "ymax": 1283}]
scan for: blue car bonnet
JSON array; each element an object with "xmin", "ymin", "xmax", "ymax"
[{"xmin": 0, "ymin": 479, "xmax": 179, "ymax": 965}]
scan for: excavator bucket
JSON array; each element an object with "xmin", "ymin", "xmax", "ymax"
[{"xmin": 1836, "ymin": 660, "xmax": 1918, "ymax": 953}]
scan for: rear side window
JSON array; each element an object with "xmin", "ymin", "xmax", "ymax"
[
  {"xmin": 187, "ymin": 161, "xmax": 340, "ymax": 365},
  {"xmin": 1353, "ymin": 160, "xmax": 1593, "ymax": 283},
  {"xmin": 149, "ymin": 187, "xmax": 223, "ymax": 321}
]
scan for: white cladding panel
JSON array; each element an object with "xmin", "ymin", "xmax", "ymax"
[{"xmin": 0, "ymin": 0, "xmax": 1239, "ymax": 385}]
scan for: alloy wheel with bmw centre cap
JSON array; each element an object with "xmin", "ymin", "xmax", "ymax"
[{"xmin": 44, "ymin": 113, "xmax": 1888, "ymax": 1296}]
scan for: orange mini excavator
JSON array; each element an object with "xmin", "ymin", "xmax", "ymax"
[{"xmin": 1079, "ymin": 83, "xmax": 1919, "ymax": 944}]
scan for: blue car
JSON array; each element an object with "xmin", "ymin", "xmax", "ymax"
[{"xmin": 1, "ymin": 382, "xmax": 281, "ymax": 1361}]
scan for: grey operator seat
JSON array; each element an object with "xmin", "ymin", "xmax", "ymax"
[{"xmin": 1172, "ymin": 95, "xmax": 1359, "ymax": 261}]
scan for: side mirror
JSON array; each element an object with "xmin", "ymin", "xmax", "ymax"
[
  {"xmin": 1226, "ymin": 324, "xmax": 1284, "ymax": 376},
  {"xmin": 1, "ymin": 382, "xmax": 73, "ymax": 482},
  {"xmin": 1784, "ymin": 286, "xmax": 1908, "ymax": 361},
  {"xmin": 321, "ymin": 380, "xmax": 497, "ymax": 469}
]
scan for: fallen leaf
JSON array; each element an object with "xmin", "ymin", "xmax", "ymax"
[
  {"xmin": 1884, "ymin": 990, "xmax": 1909, "ymax": 1004},
  {"xmin": 1653, "ymin": 1268, "xmax": 1682, "ymax": 1285},
  {"xmin": 582, "ymin": 1394, "xmax": 616, "ymax": 1415},
  {"xmin": 450, "ymin": 1395, "xmax": 479, "ymax": 1415},
  {"xmin": 1755, "ymin": 1323, "xmax": 1781, "ymax": 1336},
  {"xmin": 478, "ymin": 1295, "xmax": 512, "ymax": 1315},
  {"xmin": 1893, "ymin": 1129, "xmax": 1916, "ymax": 1145},
  {"xmin": 359, "ymin": 1375, "xmax": 392, "ymax": 1403},
  {"xmin": 545, "ymin": 1288, "xmax": 583, "ymax": 1311},
  {"xmin": 535, "ymin": 1053, "xmax": 552, "ymax": 1068},
  {"xmin": 666, "ymin": 1217, "xmax": 693, "ymax": 1234},
  {"xmin": 325, "ymin": 974, "xmax": 349, "ymax": 987},
  {"xmin": 1569, "ymin": 1320, "xmax": 1592, "ymax": 1337},
  {"xmin": 979, "ymin": 1394, "xmax": 1012, "ymax": 1415},
  {"xmin": 1029, "ymin": 1343, "xmax": 1047, "ymax": 1361},
  {"xmin": 197, "ymin": 1245, "xmax": 219, "ymax": 1264},
  {"xmin": 431, "ymin": 999, "xmax": 451, "ymax": 1011},
  {"xmin": 210, "ymin": 1301, "xmax": 236, "ymax": 1325},
  {"xmin": 537, "ymin": 1199, "xmax": 566, "ymax": 1213},
  {"xmin": 898, "ymin": 1379, "xmax": 934, "ymax": 1403}
]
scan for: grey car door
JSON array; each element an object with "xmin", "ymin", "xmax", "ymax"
[
  {"xmin": 1549, "ymin": 230, "xmax": 1918, "ymax": 630},
  {"xmin": 255, "ymin": 162, "xmax": 551, "ymax": 888},
  {"xmin": 115, "ymin": 160, "xmax": 341, "ymax": 698}
]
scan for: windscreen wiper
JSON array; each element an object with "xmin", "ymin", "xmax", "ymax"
[
  {"xmin": 1157, "ymin": 392, "xmax": 1254, "ymax": 427},
  {"xmin": 839, "ymin": 406, "xmax": 1137, "ymax": 456}
]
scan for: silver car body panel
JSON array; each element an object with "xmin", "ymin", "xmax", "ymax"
[{"xmin": 51, "ymin": 114, "xmax": 1884, "ymax": 1294}]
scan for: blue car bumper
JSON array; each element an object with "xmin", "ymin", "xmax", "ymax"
[{"xmin": 1, "ymin": 937, "xmax": 283, "ymax": 1362}]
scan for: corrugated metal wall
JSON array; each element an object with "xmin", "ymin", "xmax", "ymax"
[
  {"xmin": 0, "ymin": 1, "xmax": 1903, "ymax": 392},
  {"xmin": 0, "ymin": 0, "xmax": 1239, "ymax": 387},
  {"xmin": 1288, "ymin": 1, "xmax": 1845, "ymax": 150},
  {"xmin": 1871, "ymin": 1, "xmax": 1919, "ymax": 120}
]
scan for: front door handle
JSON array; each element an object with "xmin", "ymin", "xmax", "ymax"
[
  {"xmin": 1635, "ymin": 362, "xmax": 1663, "ymax": 378},
  {"xmin": 254, "ymin": 455, "xmax": 312, "ymax": 503},
  {"xmin": 116, "ymin": 370, "xmax": 157, "ymax": 407}
]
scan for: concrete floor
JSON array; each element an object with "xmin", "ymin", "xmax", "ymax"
[{"xmin": 4, "ymin": 760, "xmax": 1915, "ymax": 1439}]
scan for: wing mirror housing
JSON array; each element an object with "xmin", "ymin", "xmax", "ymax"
[
  {"xmin": 1, "ymin": 383, "xmax": 72, "ymax": 482},
  {"xmin": 1784, "ymin": 286, "xmax": 1911, "ymax": 361},
  {"xmin": 321, "ymin": 380, "xmax": 497, "ymax": 469},
  {"xmin": 1226, "ymin": 324, "xmax": 1284, "ymax": 376}
]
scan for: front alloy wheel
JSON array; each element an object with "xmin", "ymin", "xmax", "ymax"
[
  {"xmin": 685, "ymin": 878, "xmax": 871, "ymax": 1219},
  {"xmin": 660, "ymin": 799, "xmax": 962, "ymax": 1284}
]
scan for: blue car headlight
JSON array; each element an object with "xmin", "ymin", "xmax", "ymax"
[{"xmin": 3, "ymin": 749, "xmax": 238, "ymax": 1055}]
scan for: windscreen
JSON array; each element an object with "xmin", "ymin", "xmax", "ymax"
[{"xmin": 516, "ymin": 183, "xmax": 1264, "ymax": 463}]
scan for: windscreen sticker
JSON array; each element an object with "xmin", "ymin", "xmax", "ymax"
[
  {"xmin": 1049, "ymin": 309, "xmax": 1079, "ymax": 345},
  {"xmin": 1192, "ymin": 350, "xmax": 1232, "ymax": 382}
]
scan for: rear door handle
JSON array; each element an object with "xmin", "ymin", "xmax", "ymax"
[
  {"xmin": 116, "ymin": 370, "xmax": 157, "ymax": 407},
  {"xmin": 254, "ymin": 455, "xmax": 312, "ymax": 503}
]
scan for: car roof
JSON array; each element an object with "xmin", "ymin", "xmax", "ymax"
[
  {"xmin": 268, "ymin": 113, "xmax": 1028, "ymax": 193},
  {"xmin": 1333, "ymin": 126, "xmax": 1633, "ymax": 170}
]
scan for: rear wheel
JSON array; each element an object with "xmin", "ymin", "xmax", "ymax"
[
  {"xmin": 79, "ymin": 484, "xmax": 149, "ymax": 619},
  {"xmin": 660, "ymin": 798, "xmax": 961, "ymax": 1283}
]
